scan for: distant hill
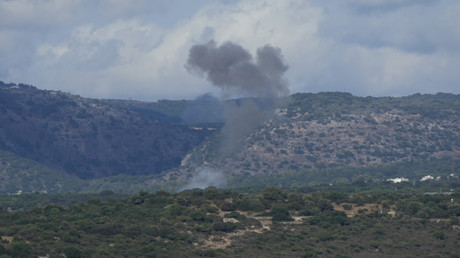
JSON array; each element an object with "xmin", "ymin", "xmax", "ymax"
[
  {"xmin": 177, "ymin": 92, "xmax": 460, "ymax": 184},
  {"xmin": 0, "ymin": 149, "xmax": 85, "ymax": 193},
  {"xmin": 0, "ymin": 81, "xmax": 212, "ymax": 179},
  {"xmin": 100, "ymin": 93, "xmax": 226, "ymax": 126},
  {"xmin": 1, "ymin": 80, "xmax": 460, "ymax": 193}
]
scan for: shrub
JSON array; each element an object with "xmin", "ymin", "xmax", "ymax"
[
  {"xmin": 432, "ymin": 231, "xmax": 447, "ymax": 240},
  {"xmin": 220, "ymin": 202, "xmax": 236, "ymax": 211},
  {"xmin": 212, "ymin": 220, "xmax": 238, "ymax": 232},
  {"xmin": 309, "ymin": 211, "xmax": 349, "ymax": 228},
  {"xmin": 63, "ymin": 246, "xmax": 83, "ymax": 258},
  {"xmin": 342, "ymin": 204, "xmax": 352, "ymax": 211},
  {"xmin": 270, "ymin": 206, "xmax": 292, "ymax": 222},
  {"xmin": 10, "ymin": 242, "xmax": 33, "ymax": 258}
]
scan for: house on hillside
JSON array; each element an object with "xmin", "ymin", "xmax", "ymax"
[
  {"xmin": 420, "ymin": 175, "xmax": 434, "ymax": 182},
  {"xmin": 387, "ymin": 177, "xmax": 409, "ymax": 183}
]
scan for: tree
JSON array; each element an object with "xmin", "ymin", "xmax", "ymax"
[
  {"xmin": 270, "ymin": 206, "xmax": 292, "ymax": 222},
  {"xmin": 212, "ymin": 220, "xmax": 238, "ymax": 232},
  {"xmin": 9, "ymin": 242, "xmax": 33, "ymax": 258},
  {"xmin": 63, "ymin": 246, "xmax": 83, "ymax": 258},
  {"xmin": 263, "ymin": 187, "xmax": 286, "ymax": 202},
  {"xmin": 204, "ymin": 187, "xmax": 220, "ymax": 200}
]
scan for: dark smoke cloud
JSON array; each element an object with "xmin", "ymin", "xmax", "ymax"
[
  {"xmin": 185, "ymin": 40, "xmax": 289, "ymax": 98},
  {"xmin": 185, "ymin": 40, "xmax": 289, "ymax": 161}
]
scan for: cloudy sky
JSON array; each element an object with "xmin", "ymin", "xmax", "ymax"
[{"xmin": 1, "ymin": 0, "xmax": 459, "ymax": 100}]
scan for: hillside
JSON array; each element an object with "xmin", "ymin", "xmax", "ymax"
[
  {"xmin": 179, "ymin": 92, "xmax": 460, "ymax": 183},
  {"xmin": 101, "ymin": 93, "xmax": 225, "ymax": 126},
  {"xmin": 0, "ymin": 149, "xmax": 85, "ymax": 193},
  {"xmin": 1, "ymin": 80, "xmax": 460, "ymax": 192},
  {"xmin": 0, "ymin": 82, "xmax": 212, "ymax": 179}
]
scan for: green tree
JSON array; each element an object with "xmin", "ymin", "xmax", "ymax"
[
  {"xmin": 263, "ymin": 187, "xmax": 286, "ymax": 202},
  {"xmin": 204, "ymin": 187, "xmax": 220, "ymax": 200},
  {"xmin": 9, "ymin": 242, "xmax": 33, "ymax": 258},
  {"xmin": 63, "ymin": 246, "xmax": 83, "ymax": 258},
  {"xmin": 270, "ymin": 206, "xmax": 292, "ymax": 222}
]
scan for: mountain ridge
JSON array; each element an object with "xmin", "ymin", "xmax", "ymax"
[
  {"xmin": 1, "ymin": 81, "xmax": 460, "ymax": 193},
  {"xmin": 0, "ymin": 81, "xmax": 212, "ymax": 179}
]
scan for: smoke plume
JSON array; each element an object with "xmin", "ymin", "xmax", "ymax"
[
  {"xmin": 183, "ymin": 40, "xmax": 290, "ymax": 187},
  {"xmin": 185, "ymin": 40, "xmax": 289, "ymax": 98},
  {"xmin": 179, "ymin": 167, "xmax": 227, "ymax": 191}
]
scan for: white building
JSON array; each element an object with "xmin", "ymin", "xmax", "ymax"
[
  {"xmin": 420, "ymin": 175, "xmax": 434, "ymax": 182},
  {"xmin": 387, "ymin": 177, "xmax": 409, "ymax": 183}
]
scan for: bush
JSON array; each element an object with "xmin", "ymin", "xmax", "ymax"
[
  {"xmin": 9, "ymin": 242, "xmax": 33, "ymax": 258},
  {"xmin": 189, "ymin": 210, "xmax": 207, "ymax": 222},
  {"xmin": 62, "ymin": 246, "xmax": 83, "ymax": 258},
  {"xmin": 224, "ymin": 211, "xmax": 246, "ymax": 221},
  {"xmin": 270, "ymin": 206, "xmax": 292, "ymax": 222},
  {"xmin": 204, "ymin": 187, "xmax": 220, "ymax": 200},
  {"xmin": 342, "ymin": 204, "xmax": 352, "ymax": 210},
  {"xmin": 236, "ymin": 198, "xmax": 265, "ymax": 212},
  {"xmin": 194, "ymin": 223, "xmax": 211, "ymax": 233},
  {"xmin": 432, "ymin": 231, "xmax": 447, "ymax": 240},
  {"xmin": 212, "ymin": 220, "xmax": 238, "ymax": 232},
  {"xmin": 263, "ymin": 187, "xmax": 286, "ymax": 201},
  {"xmin": 309, "ymin": 211, "xmax": 349, "ymax": 228},
  {"xmin": 220, "ymin": 202, "xmax": 236, "ymax": 211}
]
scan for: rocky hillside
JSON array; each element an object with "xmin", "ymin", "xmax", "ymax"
[
  {"xmin": 2, "ymin": 80, "xmax": 459, "ymax": 191},
  {"xmin": 182, "ymin": 92, "xmax": 460, "ymax": 177},
  {"xmin": 0, "ymin": 82, "xmax": 212, "ymax": 179}
]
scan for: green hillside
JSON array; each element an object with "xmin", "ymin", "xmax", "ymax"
[
  {"xmin": 1, "ymin": 80, "xmax": 460, "ymax": 194},
  {"xmin": 0, "ymin": 149, "xmax": 85, "ymax": 194},
  {"xmin": 0, "ymin": 82, "xmax": 212, "ymax": 179}
]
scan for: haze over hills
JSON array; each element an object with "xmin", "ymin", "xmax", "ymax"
[{"xmin": 1, "ymin": 81, "xmax": 460, "ymax": 193}]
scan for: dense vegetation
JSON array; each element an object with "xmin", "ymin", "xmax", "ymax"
[
  {"xmin": 1, "ymin": 186, "xmax": 460, "ymax": 257},
  {"xmin": 0, "ymin": 149, "xmax": 177, "ymax": 194},
  {"xmin": 286, "ymin": 92, "xmax": 460, "ymax": 120},
  {"xmin": 227, "ymin": 158, "xmax": 460, "ymax": 189},
  {"xmin": 0, "ymin": 81, "xmax": 211, "ymax": 179},
  {"xmin": 2, "ymin": 144, "xmax": 460, "ymax": 195}
]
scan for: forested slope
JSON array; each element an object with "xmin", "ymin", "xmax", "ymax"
[{"xmin": 0, "ymin": 82, "xmax": 212, "ymax": 179}]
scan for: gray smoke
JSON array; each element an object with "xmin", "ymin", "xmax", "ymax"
[
  {"xmin": 184, "ymin": 40, "xmax": 289, "ymax": 177},
  {"xmin": 220, "ymin": 98, "xmax": 266, "ymax": 155},
  {"xmin": 185, "ymin": 40, "xmax": 289, "ymax": 98},
  {"xmin": 179, "ymin": 167, "xmax": 227, "ymax": 191}
]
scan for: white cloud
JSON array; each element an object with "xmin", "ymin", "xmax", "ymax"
[
  {"xmin": 0, "ymin": 0, "xmax": 80, "ymax": 27},
  {"xmin": 1, "ymin": 0, "xmax": 459, "ymax": 100}
]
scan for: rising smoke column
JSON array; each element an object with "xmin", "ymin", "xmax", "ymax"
[
  {"xmin": 185, "ymin": 40, "xmax": 289, "ymax": 98},
  {"xmin": 185, "ymin": 40, "xmax": 289, "ymax": 157}
]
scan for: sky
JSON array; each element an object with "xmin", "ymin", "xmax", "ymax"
[{"xmin": 1, "ymin": 0, "xmax": 459, "ymax": 101}]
